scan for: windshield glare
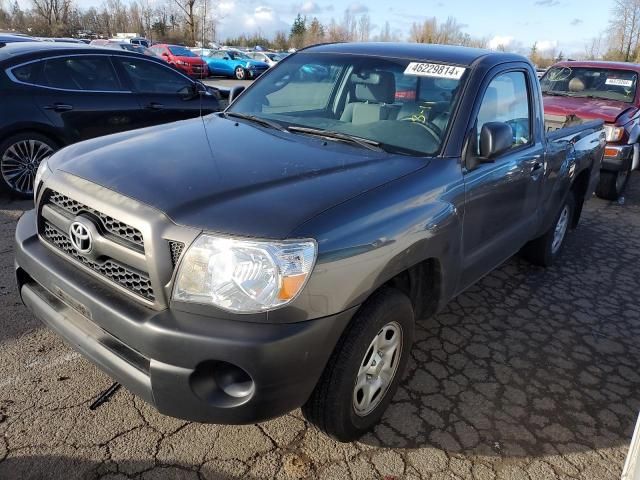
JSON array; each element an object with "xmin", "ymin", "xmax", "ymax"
[
  {"xmin": 541, "ymin": 66, "xmax": 637, "ymax": 103},
  {"xmin": 229, "ymin": 51, "xmax": 250, "ymax": 60},
  {"xmin": 228, "ymin": 53, "xmax": 466, "ymax": 156},
  {"xmin": 169, "ymin": 46, "xmax": 196, "ymax": 57}
]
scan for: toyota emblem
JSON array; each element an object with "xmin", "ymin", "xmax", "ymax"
[{"xmin": 69, "ymin": 221, "xmax": 92, "ymax": 253}]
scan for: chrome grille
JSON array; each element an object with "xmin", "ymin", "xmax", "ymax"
[
  {"xmin": 48, "ymin": 191, "xmax": 144, "ymax": 248},
  {"xmin": 43, "ymin": 221, "xmax": 155, "ymax": 302}
]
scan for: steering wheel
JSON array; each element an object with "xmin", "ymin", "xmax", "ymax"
[{"xmin": 400, "ymin": 116, "xmax": 442, "ymax": 141}]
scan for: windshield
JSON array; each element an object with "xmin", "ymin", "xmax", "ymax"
[
  {"xmin": 169, "ymin": 46, "xmax": 196, "ymax": 57},
  {"xmin": 541, "ymin": 66, "xmax": 637, "ymax": 103},
  {"xmin": 228, "ymin": 52, "xmax": 467, "ymax": 156},
  {"xmin": 229, "ymin": 51, "xmax": 250, "ymax": 60}
]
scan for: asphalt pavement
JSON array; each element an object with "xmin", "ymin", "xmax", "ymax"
[{"xmin": 0, "ymin": 174, "xmax": 639, "ymax": 479}]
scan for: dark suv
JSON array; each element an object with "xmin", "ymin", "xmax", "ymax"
[{"xmin": 0, "ymin": 42, "xmax": 221, "ymax": 197}]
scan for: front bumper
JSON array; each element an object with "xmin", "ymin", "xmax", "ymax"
[
  {"xmin": 602, "ymin": 143, "xmax": 633, "ymax": 171},
  {"xmin": 15, "ymin": 210, "xmax": 354, "ymax": 424}
]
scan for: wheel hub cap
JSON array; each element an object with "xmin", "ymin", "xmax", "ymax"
[
  {"xmin": 353, "ymin": 321, "xmax": 403, "ymax": 417},
  {"xmin": 551, "ymin": 205, "xmax": 569, "ymax": 254}
]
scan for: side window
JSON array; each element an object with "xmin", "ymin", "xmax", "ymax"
[
  {"xmin": 118, "ymin": 58, "xmax": 192, "ymax": 94},
  {"xmin": 10, "ymin": 61, "xmax": 44, "ymax": 85},
  {"xmin": 476, "ymin": 71, "xmax": 531, "ymax": 155},
  {"xmin": 42, "ymin": 56, "xmax": 121, "ymax": 91}
]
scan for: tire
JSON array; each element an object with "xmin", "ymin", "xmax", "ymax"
[
  {"xmin": 302, "ymin": 287, "xmax": 414, "ymax": 442},
  {"xmin": 596, "ymin": 167, "xmax": 631, "ymax": 200},
  {"xmin": 521, "ymin": 193, "xmax": 575, "ymax": 267},
  {"xmin": 234, "ymin": 67, "xmax": 246, "ymax": 80},
  {"xmin": 0, "ymin": 132, "xmax": 58, "ymax": 198}
]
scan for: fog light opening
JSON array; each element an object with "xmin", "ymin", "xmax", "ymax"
[{"xmin": 190, "ymin": 360, "xmax": 255, "ymax": 407}]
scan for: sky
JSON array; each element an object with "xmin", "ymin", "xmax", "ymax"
[{"xmin": 68, "ymin": 0, "xmax": 612, "ymax": 56}]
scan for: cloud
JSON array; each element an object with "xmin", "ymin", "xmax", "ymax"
[
  {"xmin": 536, "ymin": 39, "xmax": 559, "ymax": 52},
  {"xmin": 570, "ymin": 18, "xmax": 583, "ymax": 26},
  {"xmin": 534, "ymin": 0, "xmax": 560, "ymax": 6},
  {"xmin": 346, "ymin": 2, "xmax": 369, "ymax": 14},
  {"xmin": 217, "ymin": 3, "xmax": 290, "ymax": 39},
  {"xmin": 488, "ymin": 35, "xmax": 514, "ymax": 50},
  {"xmin": 290, "ymin": 1, "xmax": 333, "ymax": 14}
]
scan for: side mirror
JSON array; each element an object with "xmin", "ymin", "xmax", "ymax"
[
  {"xmin": 228, "ymin": 85, "xmax": 246, "ymax": 103},
  {"xmin": 479, "ymin": 122, "xmax": 513, "ymax": 160}
]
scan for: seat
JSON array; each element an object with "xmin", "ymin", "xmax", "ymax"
[{"xmin": 340, "ymin": 72, "xmax": 396, "ymax": 124}]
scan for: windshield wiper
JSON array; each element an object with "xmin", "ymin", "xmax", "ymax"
[
  {"xmin": 287, "ymin": 126, "xmax": 384, "ymax": 152},
  {"xmin": 543, "ymin": 91, "xmax": 574, "ymax": 97},
  {"xmin": 223, "ymin": 112, "xmax": 287, "ymax": 131}
]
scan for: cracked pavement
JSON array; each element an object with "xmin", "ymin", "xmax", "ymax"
[{"xmin": 0, "ymin": 175, "xmax": 639, "ymax": 480}]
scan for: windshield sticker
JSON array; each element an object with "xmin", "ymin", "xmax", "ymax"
[
  {"xmin": 404, "ymin": 63, "xmax": 466, "ymax": 79},
  {"xmin": 605, "ymin": 78, "xmax": 633, "ymax": 87}
]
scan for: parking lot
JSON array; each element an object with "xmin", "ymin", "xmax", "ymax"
[{"xmin": 0, "ymin": 173, "xmax": 637, "ymax": 479}]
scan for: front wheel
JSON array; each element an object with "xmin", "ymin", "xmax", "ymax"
[
  {"xmin": 234, "ymin": 66, "xmax": 246, "ymax": 80},
  {"xmin": 521, "ymin": 193, "xmax": 575, "ymax": 267},
  {"xmin": 0, "ymin": 132, "xmax": 57, "ymax": 198},
  {"xmin": 596, "ymin": 167, "xmax": 631, "ymax": 200},
  {"xmin": 302, "ymin": 288, "xmax": 414, "ymax": 442}
]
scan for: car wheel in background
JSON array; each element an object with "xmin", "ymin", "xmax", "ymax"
[
  {"xmin": 302, "ymin": 287, "xmax": 415, "ymax": 442},
  {"xmin": 521, "ymin": 193, "xmax": 576, "ymax": 267},
  {"xmin": 234, "ymin": 66, "xmax": 246, "ymax": 80},
  {"xmin": 596, "ymin": 164, "xmax": 632, "ymax": 201},
  {"xmin": 0, "ymin": 132, "xmax": 57, "ymax": 198}
]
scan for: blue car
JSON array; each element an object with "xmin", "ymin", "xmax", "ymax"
[{"xmin": 203, "ymin": 50, "xmax": 269, "ymax": 80}]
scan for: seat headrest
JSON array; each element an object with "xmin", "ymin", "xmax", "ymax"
[
  {"xmin": 569, "ymin": 77, "xmax": 586, "ymax": 92},
  {"xmin": 351, "ymin": 71, "xmax": 396, "ymax": 104}
]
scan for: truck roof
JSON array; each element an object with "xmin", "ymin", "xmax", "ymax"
[
  {"xmin": 552, "ymin": 60, "xmax": 640, "ymax": 72},
  {"xmin": 301, "ymin": 42, "xmax": 528, "ymax": 67}
]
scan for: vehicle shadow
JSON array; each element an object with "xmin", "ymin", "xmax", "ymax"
[
  {"xmin": 362, "ymin": 176, "xmax": 640, "ymax": 461},
  {"xmin": 0, "ymin": 455, "xmax": 265, "ymax": 480}
]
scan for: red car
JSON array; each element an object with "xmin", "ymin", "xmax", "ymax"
[
  {"xmin": 541, "ymin": 61, "xmax": 640, "ymax": 200},
  {"xmin": 148, "ymin": 44, "xmax": 208, "ymax": 79}
]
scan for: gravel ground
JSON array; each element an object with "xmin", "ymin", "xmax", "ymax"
[{"xmin": 0, "ymin": 174, "xmax": 638, "ymax": 480}]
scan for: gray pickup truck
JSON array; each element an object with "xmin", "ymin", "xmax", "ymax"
[{"xmin": 15, "ymin": 43, "xmax": 605, "ymax": 442}]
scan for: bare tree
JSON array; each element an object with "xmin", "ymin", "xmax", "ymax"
[
  {"xmin": 357, "ymin": 13, "xmax": 370, "ymax": 42},
  {"xmin": 173, "ymin": 0, "xmax": 199, "ymax": 45},
  {"xmin": 32, "ymin": 0, "xmax": 72, "ymax": 27},
  {"xmin": 608, "ymin": 0, "xmax": 640, "ymax": 61}
]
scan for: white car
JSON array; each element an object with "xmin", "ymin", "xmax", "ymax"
[{"xmin": 247, "ymin": 51, "xmax": 287, "ymax": 67}]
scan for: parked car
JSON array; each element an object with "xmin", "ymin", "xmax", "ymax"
[
  {"xmin": 0, "ymin": 42, "xmax": 221, "ymax": 197},
  {"xmin": 100, "ymin": 41, "xmax": 157, "ymax": 57},
  {"xmin": 111, "ymin": 37, "xmax": 150, "ymax": 48},
  {"xmin": 247, "ymin": 51, "xmax": 286, "ymax": 67},
  {"xmin": 541, "ymin": 60, "xmax": 640, "ymax": 199},
  {"xmin": 15, "ymin": 43, "xmax": 604, "ymax": 442},
  {"xmin": 148, "ymin": 44, "xmax": 208, "ymax": 78},
  {"xmin": 202, "ymin": 49, "xmax": 269, "ymax": 79},
  {"xmin": 0, "ymin": 34, "xmax": 39, "ymax": 43}
]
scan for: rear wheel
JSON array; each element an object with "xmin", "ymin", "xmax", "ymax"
[
  {"xmin": 521, "ymin": 193, "xmax": 575, "ymax": 267},
  {"xmin": 302, "ymin": 288, "xmax": 414, "ymax": 442},
  {"xmin": 0, "ymin": 132, "xmax": 57, "ymax": 198},
  {"xmin": 234, "ymin": 67, "xmax": 246, "ymax": 80},
  {"xmin": 596, "ymin": 166, "xmax": 631, "ymax": 200}
]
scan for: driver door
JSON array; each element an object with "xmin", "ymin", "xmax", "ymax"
[
  {"xmin": 114, "ymin": 56, "xmax": 203, "ymax": 127},
  {"xmin": 460, "ymin": 68, "xmax": 545, "ymax": 289}
]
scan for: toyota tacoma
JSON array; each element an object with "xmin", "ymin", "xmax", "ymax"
[{"xmin": 15, "ymin": 43, "xmax": 605, "ymax": 441}]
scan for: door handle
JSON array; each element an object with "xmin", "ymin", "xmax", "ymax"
[
  {"xmin": 531, "ymin": 161, "xmax": 543, "ymax": 174},
  {"xmin": 145, "ymin": 102, "xmax": 164, "ymax": 110},
  {"xmin": 44, "ymin": 103, "xmax": 73, "ymax": 112}
]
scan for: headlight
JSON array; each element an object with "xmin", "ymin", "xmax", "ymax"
[
  {"xmin": 173, "ymin": 234, "xmax": 317, "ymax": 313},
  {"xmin": 33, "ymin": 157, "xmax": 49, "ymax": 201},
  {"xmin": 177, "ymin": 60, "xmax": 189, "ymax": 66},
  {"xmin": 604, "ymin": 125, "xmax": 625, "ymax": 142}
]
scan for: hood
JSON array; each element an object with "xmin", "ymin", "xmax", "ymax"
[
  {"xmin": 49, "ymin": 115, "xmax": 429, "ymax": 239},
  {"xmin": 543, "ymin": 94, "xmax": 636, "ymax": 124},
  {"xmin": 175, "ymin": 55, "xmax": 205, "ymax": 65}
]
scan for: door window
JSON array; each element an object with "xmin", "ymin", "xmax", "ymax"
[
  {"xmin": 42, "ymin": 56, "xmax": 121, "ymax": 91},
  {"xmin": 475, "ymin": 71, "xmax": 531, "ymax": 155},
  {"xmin": 117, "ymin": 58, "xmax": 192, "ymax": 94}
]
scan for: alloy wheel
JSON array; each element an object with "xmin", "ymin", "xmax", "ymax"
[
  {"xmin": 551, "ymin": 205, "xmax": 570, "ymax": 254},
  {"xmin": 1, "ymin": 139, "xmax": 54, "ymax": 195}
]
